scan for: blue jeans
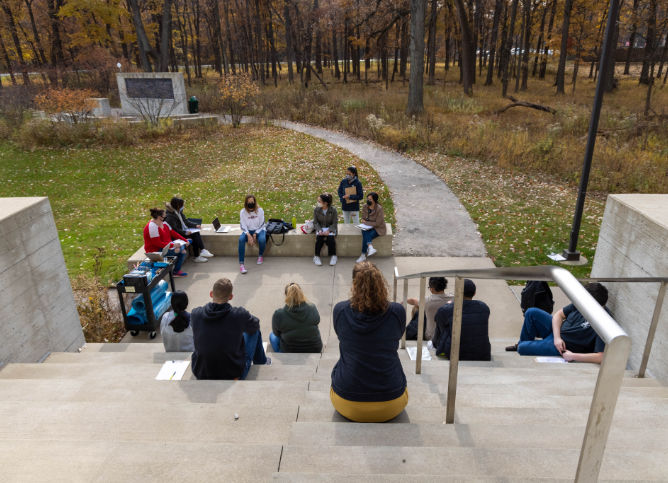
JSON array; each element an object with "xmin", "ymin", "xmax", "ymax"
[
  {"xmin": 269, "ymin": 332, "xmax": 281, "ymax": 353},
  {"xmin": 238, "ymin": 230, "xmax": 266, "ymax": 263},
  {"xmin": 517, "ymin": 307, "xmax": 561, "ymax": 356},
  {"xmin": 362, "ymin": 229, "xmax": 378, "ymax": 254},
  {"xmin": 166, "ymin": 248, "xmax": 186, "ymax": 272},
  {"xmin": 241, "ymin": 329, "xmax": 268, "ymax": 380}
]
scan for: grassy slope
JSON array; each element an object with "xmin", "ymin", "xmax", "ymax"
[{"xmin": 0, "ymin": 125, "xmax": 394, "ymax": 283}]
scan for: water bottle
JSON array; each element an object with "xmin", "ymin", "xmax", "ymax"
[{"xmin": 291, "ymin": 215, "xmax": 297, "ymax": 230}]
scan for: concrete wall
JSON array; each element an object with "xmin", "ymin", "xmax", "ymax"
[
  {"xmin": 591, "ymin": 194, "xmax": 668, "ymax": 383},
  {"xmin": 0, "ymin": 198, "xmax": 84, "ymax": 365}
]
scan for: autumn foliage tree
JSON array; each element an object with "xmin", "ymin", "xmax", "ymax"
[{"xmin": 218, "ymin": 72, "xmax": 260, "ymax": 127}]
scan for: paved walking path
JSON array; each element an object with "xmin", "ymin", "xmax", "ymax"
[{"xmin": 272, "ymin": 120, "xmax": 486, "ymax": 257}]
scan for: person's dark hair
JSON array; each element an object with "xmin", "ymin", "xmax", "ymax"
[
  {"xmin": 350, "ymin": 261, "xmax": 389, "ymax": 314},
  {"xmin": 170, "ymin": 196, "xmax": 184, "ymax": 211},
  {"xmin": 244, "ymin": 194, "xmax": 257, "ymax": 211},
  {"xmin": 585, "ymin": 282, "xmax": 608, "ymax": 306},
  {"xmin": 150, "ymin": 207, "xmax": 165, "ymax": 219},
  {"xmin": 319, "ymin": 193, "xmax": 333, "ymax": 206},
  {"xmin": 367, "ymin": 192, "xmax": 379, "ymax": 203},
  {"xmin": 463, "ymin": 279, "xmax": 476, "ymax": 298},
  {"xmin": 169, "ymin": 291, "xmax": 190, "ymax": 333},
  {"xmin": 347, "ymin": 166, "xmax": 358, "ymax": 177},
  {"xmin": 428, "ymin": 277, "xmax": 447, "ymax": 292}
]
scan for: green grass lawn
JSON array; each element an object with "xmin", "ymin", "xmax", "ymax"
[{"xmin": 0, "ymin": 125, "xmax": 394, "ymax": 283}]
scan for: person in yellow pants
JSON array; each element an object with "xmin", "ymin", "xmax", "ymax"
[{"xmin": 330, "ymin": 261, "xmax": 408, "ymax": 422}]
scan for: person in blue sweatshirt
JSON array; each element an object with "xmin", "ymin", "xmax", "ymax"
[
  {"xmin": 190, "ymin": 278, "xmax": 270, "ymax": 380},
  {"xmin": 337, "ymin": 166, "xmax": 364, "ymax": 224},
  {"xmin": 330, "ymin": 261, "xmax": 407, "ymax": 422}
]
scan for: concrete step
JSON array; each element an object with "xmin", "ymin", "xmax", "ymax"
[
  {"xmin": 1, "ymin": 440, "xmax": 281, "ymax": 482},
  {"xmin": 0, "ymin": 378, "xmax": 307, "ymax": 404},
  {"xmin": 277, "ymin": 445, "xmax": 668, "ymax": 480},
  {"xmin": 286, "ymin": 421, "xmax": 668, "ymax": 450},
  {"xmin": 0, "ymin": 400, "xmax": 298, "ymax": 445},
  {"xmin": 271, "ymin": 473, "xmax": 641, "ymax": 482}
]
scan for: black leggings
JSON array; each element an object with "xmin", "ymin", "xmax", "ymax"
[
  {"xmin": 315, "ymin": 235, "xmax": 336, "ymax": 256},
  {"xmin": 188, "ymin": 231, "xmax": 205, "ymax": 257}
]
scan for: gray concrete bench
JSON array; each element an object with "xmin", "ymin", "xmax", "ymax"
[{"xmin": 127, "ymin": 223, "xmax": 393, "ymax": 269}]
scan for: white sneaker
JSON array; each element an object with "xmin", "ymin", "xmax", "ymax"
[
  {"xmin": 313, "ymin": 256, "xmax": 322, "ymax": 266},
  {"xmin": 329, "ymin": 255, "xmax": 338, "ymax": 266},
  {"xmin": 200, "ymin": 249, "xmax": 214, "ymax": 257},
  {"xmin": 193, "ymin": 256, "xmax": 208, "ymax": 263},
  {"xmin": 356, "ymin": 254, "xmax": 366, "ymax": 263},
  {"xmin": 367, "ymin": 245, "xmax": 377, "ymax": 257}
]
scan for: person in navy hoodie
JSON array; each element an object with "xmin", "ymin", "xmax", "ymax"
[
  {"xmin": 337, "ymin": 166, "xmax": 364, "ymax": 224},
  {"xmin": 330, "ymin": 261, "xmax": 407, "ymax": 422},
  {"xmin": 190, "ymin": 278, "xmax": 270, "ymax": 380}
]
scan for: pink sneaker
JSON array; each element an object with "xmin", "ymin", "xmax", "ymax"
[
  {"xmin": 257, "ymin": 256, "xmax": 264, "ymax": 265},
  {"xmin": 240, "ymin": 264, "xmax": 247, "ymax": 274}
]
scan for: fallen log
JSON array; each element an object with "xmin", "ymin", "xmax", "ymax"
[{"xmin": 496, "ymin": 96, "xmax": 556, "ymax": 115}]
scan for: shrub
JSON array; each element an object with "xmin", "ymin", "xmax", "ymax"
[
  {"xmin": 0, "ymin": 119, "xmax": 10, "ymax": 140},
  {"xmin": 34, "ymin": 88, "xmax": 98, "ymax": 124},
  {"xmin": 218, "ymin": 72, "xmax": 260, "ymax": 127},
  {"xmin": 0, "ymin": 85, "xmax": 37, "ymax": 129}
]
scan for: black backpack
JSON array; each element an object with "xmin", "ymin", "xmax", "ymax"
[
  {"xmin": 520, "ymin": 280, "xmax": 554, "ymax": 315},
  {"xmin": 265, "ymin": 218, "xmax": 293, "ymax": 246}
]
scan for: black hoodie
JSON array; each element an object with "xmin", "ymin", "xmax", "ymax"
[
  {"xmin": 331, "ymin": 300, "xmax": 407, "ymax": 402},
  {"xmin": 191, "ymin": 302, "xmax": 259, "ymax": 379}
]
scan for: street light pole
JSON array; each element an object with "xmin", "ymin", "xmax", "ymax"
[{"xmin": 563, "ymin": 0, "xmax": 621, "ymax": 261}]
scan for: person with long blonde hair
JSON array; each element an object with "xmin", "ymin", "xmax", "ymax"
[
  {"xmin": 330, "ymin": 261, "xmax": 408, "ymax": 422},
  {"xmin": 270, "ymin": 283, "xmax": 323, "ymax": 353}
]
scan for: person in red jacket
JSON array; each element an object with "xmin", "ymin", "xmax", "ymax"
[{"xmin": 143, "ymin": 207, "xmax": 190, "ymax": 277}]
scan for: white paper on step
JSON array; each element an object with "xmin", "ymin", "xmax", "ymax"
[
  {"xmin": 156, "ymin": 360, "xmax": 191, "ymax": 380},
  {"xmin": 406, "ymin": 345, "xmax": 432, "ymax": 361}
]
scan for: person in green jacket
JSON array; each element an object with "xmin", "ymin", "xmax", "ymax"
[{"xmin": 270, "ymin": 283, "xmax": 323, "ymax": 353}]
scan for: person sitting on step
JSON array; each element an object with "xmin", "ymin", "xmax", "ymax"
[
  {"xmin": 160, "ymin": 290, "xmax": 194, "ymax": 352},
  {"xmin": 164, "ymin": 196, "xmax": 214, "ymax": 263},
  {"xmin": 405, "ymin": 277, "xmax": 454, "ymax": 341},
  {"xmin": 313, "ymin": 193, "xmax": 338, "ymax": 266},
  {"xmin": 356, "ymin": 192, "xmax": 386, "ymax": 263},
  {"xmin": 190, "ymin": 278, "xmax": 270, "ymax": 380},
  {"xmin": 270, "ymin": 283, "xmax": 323, "ymax": 353},
  {"xmin": 433, "ymin": 279, "xmax": 491, "ymax": 361},
  {"xmin": 330, "ymin": 261, "xmax": 408, "ymax": 422},
  {"xmin": 506, "ymin": 282, "xmax": 608, "ymax": 364}
]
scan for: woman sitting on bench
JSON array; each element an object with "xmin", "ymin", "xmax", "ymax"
[{"xmin": 143, "ymin": 207, "xmax": 189, "ymax": 277}]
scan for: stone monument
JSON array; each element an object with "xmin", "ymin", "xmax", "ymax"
[{"xmin": 117, "ymin": 72, "xmax": 187, "ymax": 118}]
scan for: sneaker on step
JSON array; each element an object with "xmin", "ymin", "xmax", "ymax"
[
  {"xmin": 174, "ymin": 270, "xmax": 188, "ymax": 278},
  {"xmin": 356, "ymin": 254, "xmax": 366, "ymax": 263},
  {"xmin": 313, "ymin": 256, "xmax": 322, "ymax": 266},
  {"xmin": 265, "ymin": 357, "xmax": 272, "ymax": 366},
  {"xmin": 505, "ymin": 343, "xmax": 518, "ymax": 352},
  {"xmin": 240, "ymin": 264, "xmax": 247, "ymax": 274},
  {"xmin": 200, "ymin": 249, "xmax": 214, "ymax": 257},
  {"xmin": 329, "ymin": 255, "xmax": 338, "ymax": 266},
  {"xmin": 367, "ymin": 245, "xmax": 377, "ymax": 257},
  {"xmin": 193, "ymin": 256, "xmax": 208, "ymax": 263}
]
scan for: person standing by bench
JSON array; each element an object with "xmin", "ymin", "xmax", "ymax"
[
  {"xmin": 356, "ymin": 192, "xmax": 385, "ymax": 263},
  {"xmin": 143, "ymin": 207, "xmax": 189, "ymax": 277},
  {"xmin": 164, "ymin": 196, "xmax": 214, "ymax": 264},
  {"xmin": 338, "ymin": 166, "xmax": 363, "ymax": 224},
  {"xmin": 313, "ymin": 193, "xmax": 338, "ymax": 266},
  {"xmin": 239, "ymin": 194, "xmax": 266, "ymax": 274}
]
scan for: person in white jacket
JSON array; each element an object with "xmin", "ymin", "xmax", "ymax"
[{"xmin": 238, "ymin": 194, "xmax": 266, "ymax": 274}]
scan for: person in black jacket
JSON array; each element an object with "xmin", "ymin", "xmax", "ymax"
[
  {"xmin": 164, "ymin": 196, "xmax": 214, "ymax": 263},
  {"xmin": 337, "ymin": 166, "xmax": 363, "ymax": 224},
  {"xmin": 433, "ymin": 279, "xmax": 491, "ymax": 361},
  {"xmin": 190, "ymin": 278, "xmax": 270, "ymax": 380},
  {"xmin": 330, "ymin": 261, "xmax": 407, "ymax": 422}
]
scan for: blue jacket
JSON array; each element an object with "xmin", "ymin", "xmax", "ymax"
[
  {"xmin": 337, "ymin": 177, "xmax": 364, "ymax": 212},
  {"xmin": 331, "ymin": 301, "xmax": 406, "ymax": 402},
  {"xmin": 191, "ymin": 302, "xmax": 259, "ymax": 379},
  {"xmin": 433, "ymin": 300, "xmax": 491, "ymax": 361}
]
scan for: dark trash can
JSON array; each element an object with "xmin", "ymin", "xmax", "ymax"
[{"xmin": 188, "ymin": 96, "xmax": 199, "ymax": 114}]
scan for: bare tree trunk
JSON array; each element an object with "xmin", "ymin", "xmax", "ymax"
[
  {"xmin": 624, "ymin": 0, "xmax": 639, "ymax": 74},
  {"xmin": 208, "ymin": 0, "xmax": 223, "ymax": 74},
  {"xmin": 314, "ymin": 0, "xmax": 322, "ymax": 74},
  {"xmin": 266, "ymin": 9, "xmax": 278, "ymax": 86},
  {"xmin": 520, "ymin": 0, "xmax": 532, "ymax": 90},
  {"xmin": 127, "ymin": 0, "xmax": 154, "ymax": 71},
  {"xmin": 603, "ymin": 1, "xmax": 620, "ymax": 92},
  {"xmin": 501, "ymin": 0, "xmax": 519, "ymax": 96},
  {"xmin": 532, "ymin": 0, "xmax": 548, "ymax": 77},
  {"xmin": 400, "ymin": 16, "xmax": 409, "ymax": 79},
  {"xmin": 555, "ymin": 0, "xmax": 574, "ymax": 93},
  {"xmin": 639, "ymin": 0, "xmax": 657, "ymax": 84},
  {"xmin": 343, "ymin": 15, "xmax": 349, "ymax": 83},
  {"xmin": 497, "ymin": 0, "xmax": 509, "ymax": 78},
  {"xmin": 540, "ymin": 0, "xmax": 557, "ymax": 78},
  {"xmin": 0, "ymin": 32, "xmax": 16, "ymax": 85},
  {"xmin": 427, "ymin": 0, "xmax": 437, "ymax": 84},
  {"xmin": 223, "ymin": 0, "xmax": 236, "ymax": 74},
  {"xmin": 0, "ymin": 0, "xmax": 31, "ymax": 85},
  {"xmin": 332, "ymin": 27, "xmax": 340, "ymax": 79},
  {"xmin": 407, "ymin": 0, "xmax": 426, "ymax": 114},
  {"xmin": 253, "ymin": 0, "xmax": 265, "ymax": 84},
  {"xmin": 453, "ymin": 0, "xmax": 474, "ymax": 95},
  {"xmin": 485, "ymin": 0, "xmax": 502, "ymax": 85},
  {"xmin": 158, "ymin": 0, "xmax": 173, "ymax": 71}
]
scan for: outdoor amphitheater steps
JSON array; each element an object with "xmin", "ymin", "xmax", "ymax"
[{"xmin": 2, "ymin": 343, "xmax": 668, "ymax": 480}]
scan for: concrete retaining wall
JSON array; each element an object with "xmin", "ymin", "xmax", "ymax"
[
  {"xmin": 0, "ymin": 198, "xmax": 84, "ymax": 365},
  {"xmin": 591, "ymin": 194, "xmax": 668, "ymax": 383}
]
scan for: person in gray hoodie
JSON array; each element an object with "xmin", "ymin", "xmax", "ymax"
[{"xmin": 270, "ymin": 283, "xmax": 323, "ymax": 353}]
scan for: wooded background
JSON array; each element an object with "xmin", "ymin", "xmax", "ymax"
[{"xmin": 0, "ymin": 0, "xmax": 665, "ymax": 100}]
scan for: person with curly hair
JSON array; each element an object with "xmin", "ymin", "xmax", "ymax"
[{"xmin": 330, "ymin": 261, "xmax": 408, "ymax": 422}]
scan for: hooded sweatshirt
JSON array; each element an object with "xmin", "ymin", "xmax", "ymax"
[
  {"xmin": 272, "ymin": 302, "xmax": 322, "ymax": 353},
  {"xmin": 331, "ymin": 300, "xmax": 407, "ymax": 402},
  {"xmin": 190, "ymin": 302, "xmax": 259, "ymax": 380}
]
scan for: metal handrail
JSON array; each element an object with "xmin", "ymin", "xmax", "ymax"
[{"xmin": 392, "ymin": 265, "xmax": 634, "ymax": 483}]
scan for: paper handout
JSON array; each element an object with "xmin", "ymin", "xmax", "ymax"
[{"xmin": 156, "ymin": 360, "xmax": 191, "ymax": 380}]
